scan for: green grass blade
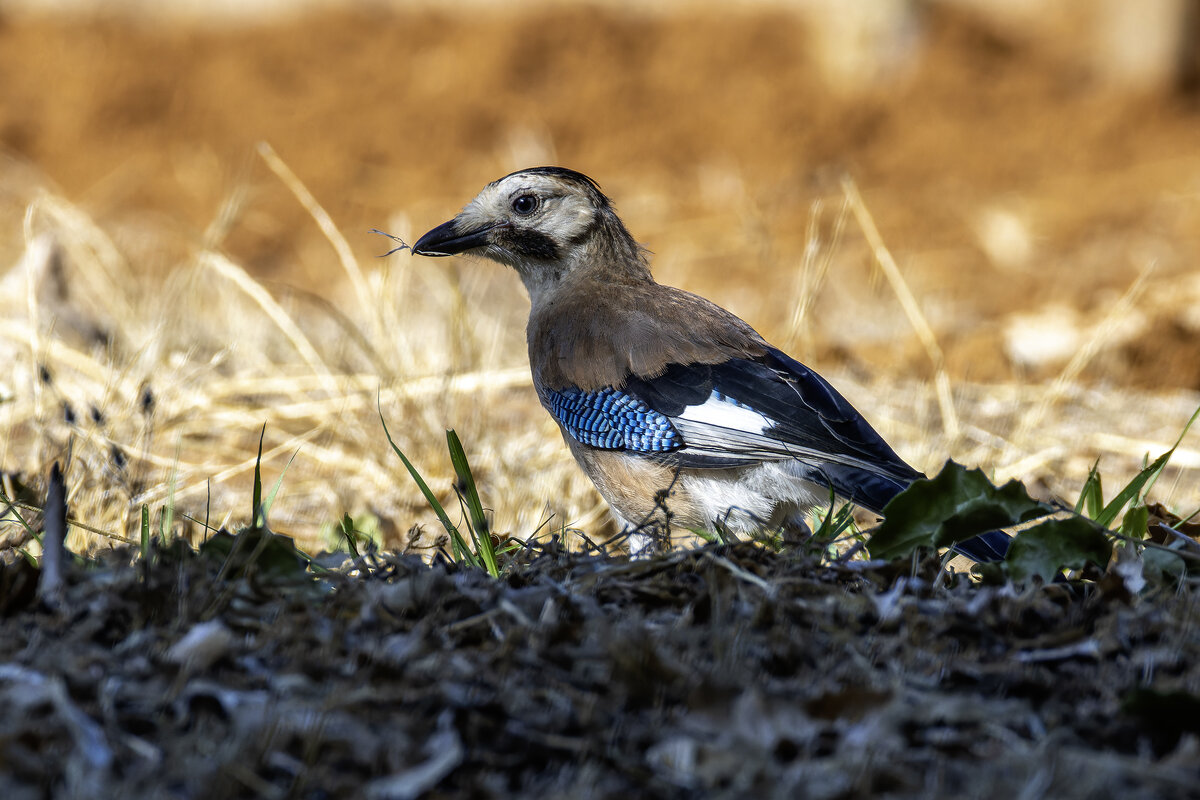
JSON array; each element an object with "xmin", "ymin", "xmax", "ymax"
[
  {"xmin": 378, "ymin": 395, "xmax": 474, "ymax": 564},
  {"xmin": 1094, "ymin": 450, "xmax": 1171, "ymax": 529},
  {"xmin": 446, "ymin": 429, "xmax": 498, "ymax": 577},
  {"xmin": 260, "ymin": 447, "xmax": 301, "ymax": 525},
  {"xmin": 828, "ymin": 503, "xmax": 858, "ymax": 540},
  {"xmin": 0, "ymin": 488, "xmax": 42, "ymax": 546},
  {"xmin": 252, "ymin": 424, "xmax": 265, "ymax": 529},
  {"xmin": 446, "ymin": 493, "xmax": 482, "ymax": 568},
  {"xmin": 812, "ymin": 487, "xmax": 858, "ymax": 544},
  {"xmin": 1075, "ymin": 459, "xmax": 1103, "ymax": 517},
  {"xmin": 161, "ymin": 441, "xmax": 180, "ymax": 541},
  {"xmin": 140, "ymin": 504, "xmax": 150, "ymax": 561},
  {"xmin": 338, "ymin": 513, "xmax": 361, "ymax": 558},
  {"xmin": 811, "ymin": 486, "xmax": 838, "ymax": 539},
  {"xmin": 1142, "ymin": 403, "xmax": 1200, "ymax": 499},
  {"xmin": 1091, "ymin": 405, "xmax": 1199, "ymax": 529},
  {"xmin": 1120, "ymin": 504, "xmax": 1149, "ymax": 540}
]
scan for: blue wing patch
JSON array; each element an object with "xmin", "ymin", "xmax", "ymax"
[{"xmin": 544, "ymin": 386, "xmax": 681, "ymax": 453}]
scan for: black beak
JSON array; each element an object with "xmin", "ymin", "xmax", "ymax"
[{"xmin": 411, "ymin": 218, "xmax": 503, "ymax": 257}]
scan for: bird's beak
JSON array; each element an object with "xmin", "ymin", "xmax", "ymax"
[{"xmin": 411, "ymin": 218, "xmax": 503, "ymax": 257}]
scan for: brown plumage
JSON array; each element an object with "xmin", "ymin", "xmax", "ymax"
[
  {"xmin": 410, "ymin": 167, "xmax": 1012, "ymax": 561},
  {"xmin": 528, "ymin": 280, "xmax": 768, "ymax": 391}
]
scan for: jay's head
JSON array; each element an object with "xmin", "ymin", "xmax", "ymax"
[{"xmin": 413, "ymin": 167, "xmax": 650, "ymax": 300}]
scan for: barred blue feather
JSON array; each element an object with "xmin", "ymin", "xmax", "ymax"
[{"xmin": 544, "ymin": 386, "xmax": 681, "ymax": 453}]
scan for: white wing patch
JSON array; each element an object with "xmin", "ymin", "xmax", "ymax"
[
  {"xmin": 674, "ymin": 391, "xmax": 772, "ymax": 433},
  {"xmin": 670, "ymin": 391, "xmax": 788, "ymax": 462},
  {"xmin": 669, "ymin": 390, "xmax": 885, "ymax": 473}
]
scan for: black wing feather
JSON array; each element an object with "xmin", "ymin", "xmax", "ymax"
[
  {"xmin": 624, "ymin": 362, "xmax": 714, "ymax": 415},
  {"xmin": 615, "ymin": 348, "xmax": 1010, "ymax": 562},
  {"xmin": 624, "ymin": 347, "xmax": 920, "ymax": 483}
]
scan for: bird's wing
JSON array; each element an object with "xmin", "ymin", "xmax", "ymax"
[
  {"xmin": 541, "ymin": 347, "xmax": 922, "ymax": 499},
  {"xmin": 542, "ymin": 385, "xmax": 683, "ymax": 454},
  {"xmin": 542, "ymin": 348, "xmax": 1012, "ymax": 560}
]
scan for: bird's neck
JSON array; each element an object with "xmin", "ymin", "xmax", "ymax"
[{"xmin": 517, "ymin": 215, "xmax": 653, "ymax": 309}]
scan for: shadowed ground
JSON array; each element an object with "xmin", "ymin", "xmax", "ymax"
[{"xmin": 1, "ymin": 541, "xmax": 1196, "ymax": 798}]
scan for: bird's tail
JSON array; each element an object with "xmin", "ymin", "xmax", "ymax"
[{"xmin": 805, "ymin": 464, "xmax": 1012, "ymax": 563}]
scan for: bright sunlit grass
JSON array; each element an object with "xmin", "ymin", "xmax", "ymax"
[{"xmin": 1, "ymin": 146, "xmax": 1198, "ymax": 559}]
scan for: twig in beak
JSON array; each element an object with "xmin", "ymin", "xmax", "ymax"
[{"xmin": 370, "ymin": 228, "xmax": 411, "ymax": 257}]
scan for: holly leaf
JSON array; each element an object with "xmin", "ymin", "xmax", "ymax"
[
  {"xmin": 867, "ymin": 461, "xmax": 1054, "ymax": 561},
  {"xmin": 1006, "ymin": 517, "xmax": 1112, "ymax": 583}
]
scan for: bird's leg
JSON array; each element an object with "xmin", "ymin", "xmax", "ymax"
[{"xmin": 779, "ymin": 511, "xmax": 813, "ymax": 547}]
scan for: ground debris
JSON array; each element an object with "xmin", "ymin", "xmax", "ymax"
[{"xmin": 0, "ymin": 541, "xmax": 1197, "ymax": 799}]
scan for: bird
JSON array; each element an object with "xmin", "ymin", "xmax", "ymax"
[{"xmin": 410, "ymin": 166, "xmax": 1010, "ymax": 562}]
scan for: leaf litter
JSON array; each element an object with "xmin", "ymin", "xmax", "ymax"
[{"xmin": 0, "ymin": 535, "xmax": 1197, "ymax": 799}]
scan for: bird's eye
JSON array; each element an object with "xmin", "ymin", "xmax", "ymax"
[{"xmin": 511, "ymin": 195, "xmax": 538, "ymax": 216}]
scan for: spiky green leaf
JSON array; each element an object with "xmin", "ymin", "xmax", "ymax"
[
  {"xmin": 1006, "ymin": 517, "xmax": 1112, "ymax": 583},
  {"xmin": 867, "ymin": 461, "xmax": 1053, "ymax": 561}
]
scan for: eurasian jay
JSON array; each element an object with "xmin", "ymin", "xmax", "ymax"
[{"xmin": 411, "ymin": 167, "xmax": 1010, "ymax": 562}]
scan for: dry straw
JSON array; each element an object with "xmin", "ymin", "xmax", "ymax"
[{"xmin": 1, "ymin": 153, "xmax": 1197, "ymax": 555}]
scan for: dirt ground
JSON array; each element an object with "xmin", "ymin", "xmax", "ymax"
[
  {"xmin": 1, "ymin": 3, "xmax": 1199, "ymax": 389},
  {"xmin": 2, "ymin": 539, "xmax": 1198, "ymax": 799}
]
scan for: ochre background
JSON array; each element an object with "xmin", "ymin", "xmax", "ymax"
[
  {"xmin": 3, "ymin": 4, "xmax": 1198, "ymax": 389},
  {"xmin": 2, "ymin": 3, "xmax": 1199, "ymax": 550}
]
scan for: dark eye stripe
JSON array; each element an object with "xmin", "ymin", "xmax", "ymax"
[{"xmin": 503, "ymin": 228, "xmax": 559, "ymax": 260}]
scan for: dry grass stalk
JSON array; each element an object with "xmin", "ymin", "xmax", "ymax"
[
  {"xmin": 782, "ymin": 196, "xmax": 849, "ymax": 356},
  {"xmin": 256, "ymin": 141, "xmax": 381, "ymax": 344},
  {"xmin": 1, "ymin": 161, "xmax": 1198, "ymax": 556},
  {"xmin": 1004, "ymin": 259, "xmax": 1156, "ymax": 460},
  {"xmin": 842, "ymin": 176, "xmax": 961, "ymax": 442}
]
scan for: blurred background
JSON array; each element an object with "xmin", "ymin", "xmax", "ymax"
[{"xmin": 1, "ymin": 0, "xmax": 1198, "ymax": 552}]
